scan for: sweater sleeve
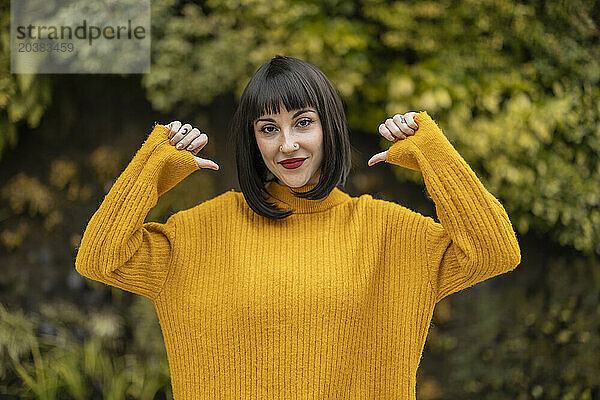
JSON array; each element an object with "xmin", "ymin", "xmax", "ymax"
[
  {"xmin": 74, "ymin": 123, "xmax": 200, "ymax": 301},
  {"xmin": 385, "ymin": 111, "xmax": 521, "ymax": 304}
]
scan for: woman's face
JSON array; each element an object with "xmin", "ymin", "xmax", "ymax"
[{"xmin": 253, "ymin": 103, "xmax": 323, "ymax": 188}]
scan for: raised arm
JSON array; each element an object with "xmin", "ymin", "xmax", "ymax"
[
  {"xmin": 74, "ymin": 123, "xmax": 200, "ymax": 301},
  {"xmin": 384, "ymin": 111, "xmax": 521, "ymax": 304}
]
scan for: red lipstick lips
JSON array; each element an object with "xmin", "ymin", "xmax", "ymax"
[{"xmin": 279, "ymin": 157, "xmax": 307, "ymax": 169}]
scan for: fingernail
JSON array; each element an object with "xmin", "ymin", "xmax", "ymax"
[{"xmin": 176, "ymin": 143, "xmax": 183, "ymax": 149}]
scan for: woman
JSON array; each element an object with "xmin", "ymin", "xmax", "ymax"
[{"xmin": 75, "ymin": 55, "xmax": 521, "ymax": 399}]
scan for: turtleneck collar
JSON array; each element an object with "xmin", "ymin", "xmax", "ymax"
[{"xmin": 264, "ymin": 180, "xmax": 351, "ymax": 214}]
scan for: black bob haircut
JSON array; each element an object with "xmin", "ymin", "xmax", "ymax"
[{"xmin": 229, "ymin": 55, "xmax": 352, "ymax": 221}]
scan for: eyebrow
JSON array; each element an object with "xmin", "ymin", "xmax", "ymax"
[{"xmin": 254, "ymin": 108, "xmax": 315, "ymax": 125}]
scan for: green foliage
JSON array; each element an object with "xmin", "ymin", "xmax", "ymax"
[
  {"xmin": 0, "ymin": 299, "xmax": 172, "ymax": 399},
  {"xmin": 1, "ymin": 0, "xmax": 597, "ymax": 251},
  {"xmin": 425, "ymin": 252, "xmax": 600, "ymax": 399},
  {"xmin": 0, "ymin": 2, "xmax": 53, "ymax": 162}
]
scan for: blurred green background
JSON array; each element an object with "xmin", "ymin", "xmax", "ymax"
[{"xmin": 1, "ymin": 0, "xmax": 599, "ymax": 398}]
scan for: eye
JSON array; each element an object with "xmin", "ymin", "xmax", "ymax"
[
  {"xmin": 298, "ymin": 118, "xmax": 314, "ymax": 128},
  {"xmin": 260, "ymin": 125, "xmax": 276, "ymax": 134}
]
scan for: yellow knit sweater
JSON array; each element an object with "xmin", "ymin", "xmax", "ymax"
[{"xmin": 75, "ymin": 111, "xmax": 521, "ymax": 399}]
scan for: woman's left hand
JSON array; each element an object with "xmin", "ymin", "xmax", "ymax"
[{"xmin": 367, "ymin": 111, "xmax": 419, "ymax": 166}]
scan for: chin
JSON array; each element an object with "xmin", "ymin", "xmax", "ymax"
[{"xmin": 279, "ymin": 175, "xmax": 311, "ymax": 188}]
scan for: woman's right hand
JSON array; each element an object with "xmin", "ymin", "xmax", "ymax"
[{"xmin": 165, "ymin": 121, "xmax": 220, "ymax": 170}]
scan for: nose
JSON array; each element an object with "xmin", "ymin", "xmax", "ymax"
[{"xmin": 279, "ymin": 130, "xmax": 298, "ymax": 153}]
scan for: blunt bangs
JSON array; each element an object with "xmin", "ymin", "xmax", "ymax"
[{"xmin": 230, "ymin": 55, "xmax": 353, "ymax": 220}]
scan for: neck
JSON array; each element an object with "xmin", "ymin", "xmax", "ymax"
[{"xmin": 264, "ymin": 180, "xmax": 351, "ymax": 214}]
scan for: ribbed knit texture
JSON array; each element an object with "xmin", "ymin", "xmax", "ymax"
[{"xmin": 75, "ymin": 111, "xmax": 521, "ymax": 399}]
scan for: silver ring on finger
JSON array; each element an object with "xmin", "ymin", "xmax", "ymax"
[{"xmin": 398, "ymin": 114, "xmax": 406, "ymax": 124}]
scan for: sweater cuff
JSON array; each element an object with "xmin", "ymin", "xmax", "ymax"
[
  {"xmin": 384, "ymin": 111, "xmax": 460, "ymax": 171},
  {"xmin": 144, "ymin": 124, "xmax": 201, "ymax": 196}
]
